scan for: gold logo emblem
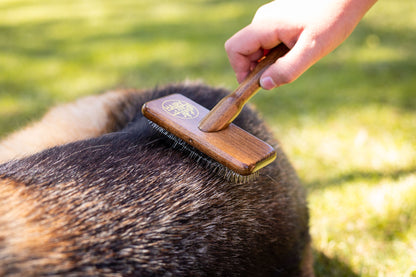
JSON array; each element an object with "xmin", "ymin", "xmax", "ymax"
[{"xmin": 162, "ymin": 99, "xmax": 199, "ymax": 119}]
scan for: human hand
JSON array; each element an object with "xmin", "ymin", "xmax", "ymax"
[{"xmin": 225, "ymin": 0, "xmax": 377, "ymax": 89}]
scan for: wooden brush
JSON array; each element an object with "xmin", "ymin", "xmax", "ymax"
[
  {"xmin": 199, "ymin": 43, "xmax": 290, "ymax": 132},
  {"xmin": 142, "ymin": 44, "xmax": 289, "ymax": 182}
]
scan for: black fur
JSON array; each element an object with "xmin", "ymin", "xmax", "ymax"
[{"xmin": 0, "ymin": 83, "xmax": 312, "ymax": 276}]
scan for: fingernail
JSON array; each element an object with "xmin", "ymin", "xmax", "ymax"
[{"xmin": 260, "ymin": 77, "xmax": 277, "ymax": 90}]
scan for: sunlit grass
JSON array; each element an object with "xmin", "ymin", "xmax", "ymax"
[
  {"xmin": 271, "ymin": 105, "xmax": 415, "ymax": 180},
  {"xmin": 254, "ymin": 1, "xmax": 416, "ymax": 275},
  {"xmin": 0, "ymin": 0, "xmax": 257, "ymax": 134},
  {"xmin": 311, "ymin": 175, "xmax": 416, "ymax": 276},
  {"xmin": 0, "ymin": 0, "xmax": 415, "ymax": 276}
]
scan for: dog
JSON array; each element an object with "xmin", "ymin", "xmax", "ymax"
[{"xmin": 0, "ymin": 82, "xmax": 313, "ymax": 276}]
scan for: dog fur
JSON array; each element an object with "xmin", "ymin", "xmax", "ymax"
[{"xmin": 0, "ymin": 83, "xmax": 313, "ymax": 276}]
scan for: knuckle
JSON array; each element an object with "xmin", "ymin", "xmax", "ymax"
[
  {"xmin": 224, "ymin": 39, "xmax": 233, "ymax": 53},
  {"xmin": 280, "ymin": 72, "xmax": 295, "ymax": 85},
  {"xmin": 277, "ymin": 68, "xmax": 297, "ymax": 85}
]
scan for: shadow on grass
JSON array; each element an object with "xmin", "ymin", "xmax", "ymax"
[
  {"xmin": 313, "ymin": 250, "xmax": 359, "ymax": 277},
  {"xmin": 306, "ymin": 166, "xmax": 416, "ymax": 191}
]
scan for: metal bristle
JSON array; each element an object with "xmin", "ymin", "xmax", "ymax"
[{"xmin": 147, "ymin": 120, "xmax": 259, "ymax": 183}]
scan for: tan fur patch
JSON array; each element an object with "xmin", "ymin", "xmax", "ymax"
[
  {"xmin": 0, "ymin": 90, "xmax": 129, "ymax": 163},
  {"xmin": 0, "ymin": 179, "xmax": 72, "ymax": 275}
]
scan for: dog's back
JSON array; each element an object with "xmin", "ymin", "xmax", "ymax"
[{"xmin": 0, "ymin": 83, "xmax": 313, "ymax": 276}]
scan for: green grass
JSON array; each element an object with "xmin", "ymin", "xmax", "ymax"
[{"xmin": 1, "ymin": 0, "xmax": 415, "ymax": 276}]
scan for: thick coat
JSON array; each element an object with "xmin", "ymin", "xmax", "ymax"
[{"xmin": 0, "ymin": 83, "xmax": 313, "ymax": 276}]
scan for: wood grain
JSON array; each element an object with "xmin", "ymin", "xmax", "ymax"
[{"xmin": 142, "ymin": 94, "xmax": 276, "ymax": 176}]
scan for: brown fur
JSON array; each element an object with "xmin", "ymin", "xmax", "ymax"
[
  {"xmin": 0, "ymin": 82, "xmax": 313, "ymax": 276},
  {"xmin": 0, "ymin": 90, "xmax": 136, "ymax": 163}
]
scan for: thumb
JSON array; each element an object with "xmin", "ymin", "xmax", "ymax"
[{"xmin": 260, "ymin": 40, "xmax": 320, "ymax": 90}]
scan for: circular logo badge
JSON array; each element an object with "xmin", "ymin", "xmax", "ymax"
[{"xmin": 162, "ymin": 99, "xmax": 199, "ymax": 120}]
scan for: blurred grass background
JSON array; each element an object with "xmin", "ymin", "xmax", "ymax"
[{"xmin": 0, "ymin": 0, "xmax": 415, "ymax": 276}]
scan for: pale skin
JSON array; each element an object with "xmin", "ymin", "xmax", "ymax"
[{"xmin": 225, "ymin": 0, "xmax": 378, "ymax": 90}]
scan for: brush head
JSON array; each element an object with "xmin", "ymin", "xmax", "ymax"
[{"xmin": 141, "ymin": 94, "xmax": 276, "ymax": 180}]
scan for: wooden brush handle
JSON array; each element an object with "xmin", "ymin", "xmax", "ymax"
[{"xmin": 198, "ymin": 43, "xmax": 290, "ymax": 132}]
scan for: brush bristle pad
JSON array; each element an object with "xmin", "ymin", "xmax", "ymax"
[{"xmin": 141, "ymin": 94, "xmax": 276, "ymax": 176}]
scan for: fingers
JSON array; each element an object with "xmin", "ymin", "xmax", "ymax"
[
  {"xmin": 225, "ymin": 14, "xmax": 318, "ymax": 89},
  {"xmin": 226, "ymin": 0, "xmax": 376, "ymax": 90},
  {"xmin": 224, "ymin": 29, "xmax": 261, "ymax": 83},
  {"xmin": 225, "ymin": 25, "xmax": 280, "ymax": 83},
  {"xmin": 226, "ymin": 25, "xmax": 314, "ymax": 90}
]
